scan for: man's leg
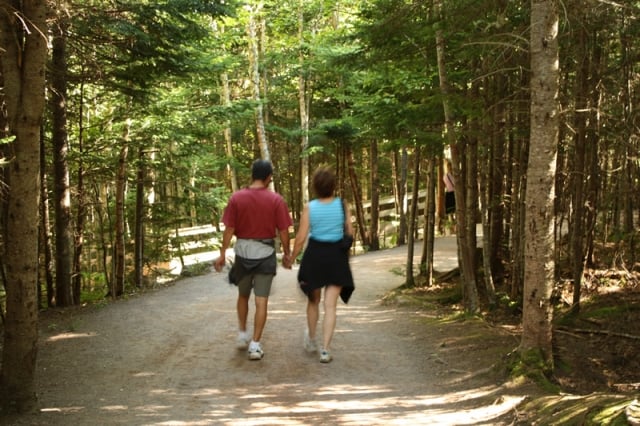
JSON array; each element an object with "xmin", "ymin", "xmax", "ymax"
[
  {"xmin": 252, "ymin": 295, "xmax": 268, "ymax": 342},
  {"xmin": 237, "ymin": 293, "xmax": 250, "ymax": 333},
  {"xmin": 251, "ymin": 274, "xmax": 274, "ymax": 343},
  {"xmin": 235, "ymin": 274, "xmax": 254, "ymax": 349}
]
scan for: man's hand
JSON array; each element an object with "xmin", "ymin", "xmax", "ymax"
[{"xmin": 214, "ymin": 256, "xmax": 225, "ymax": 273}]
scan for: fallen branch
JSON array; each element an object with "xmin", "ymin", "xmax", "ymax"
[
  {"xmin": 556, "ymin": 326, "xmax": 640, "ymax": 341},
  {"xmin": 555, "ymin": 328, "xmax": 585, "ymax": 339}
]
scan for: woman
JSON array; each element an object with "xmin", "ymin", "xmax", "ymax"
[{"xmin": 285, "ymin": 166, "xmax": 355, "ymax": 363}]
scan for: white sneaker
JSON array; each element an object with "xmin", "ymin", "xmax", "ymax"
[
  {"xmin": 303, "ymin": 329, "xmax": 318, "ymax": 353},
  {"xmin": 248, "ymin": 342, "xmax": 264, "ymax": 360},
  {"xmin": 319, "ymin": 349, "xmax": 332, "ymax": 363},
  {"xmin": 236, "ymin": 332, "xmax": 250, "ymax": 350}
]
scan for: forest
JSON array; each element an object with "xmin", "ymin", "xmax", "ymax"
[{"xmin": 1, "ymin": 0, "xmax": 639, "ymax": 419}]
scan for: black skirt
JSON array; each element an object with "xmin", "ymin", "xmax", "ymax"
[{"xmin": 297, "ymin": 238, "xmax": 354, "ymax": 303}]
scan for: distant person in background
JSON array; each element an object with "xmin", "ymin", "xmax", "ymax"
[
  {"xmin": 284, "ymin": 166, "xmax": 354, "ymax": 364},
  {"xmin": 443, "ymin": 160, "xmax": 456, "ymax": 233},
  {"xmin": 214, "ymin": 159, "xmax": 293, "ymax": 361}
]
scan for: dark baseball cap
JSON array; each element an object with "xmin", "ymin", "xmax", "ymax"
[{"xmin": 251, "ymin": 159, "xmax": 273, "ymax": 181}]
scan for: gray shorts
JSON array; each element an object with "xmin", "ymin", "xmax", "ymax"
[{"xmin": 237, "ymin": 273, "xmax": 274, "ymax": 298}]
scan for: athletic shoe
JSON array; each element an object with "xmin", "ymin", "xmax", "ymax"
[
  {"xmin": 303, "ymin": 329, "xmax": 318, "ymax": 353},
  {"xmin": 319, "ymin": 349, "xmax": 332, "ymax": 363},
  {"xmin": 248, "ymin": 342, "xmax": 264, "ymax": 360},
  {"xmin": 236, "ymin": 332, "xmax": 250, "ymax": 350}
]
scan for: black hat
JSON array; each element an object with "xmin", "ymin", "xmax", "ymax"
[{"xmin": 252, "ymin": 159, "xmax": 273, "ymax": 181}]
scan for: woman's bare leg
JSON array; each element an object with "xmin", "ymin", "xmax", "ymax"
[{"xmin": 322, "ymin": 285, "xmax": 341, "ymax": 350}]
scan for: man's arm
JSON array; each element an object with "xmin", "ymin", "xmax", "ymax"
[
  {"xmin": 214, "ymin": 226, "xmax": 235, "ymax": 272},
  {"xmin": 279, "ymin": 227, "xmax": 291, "ymax": 268}
]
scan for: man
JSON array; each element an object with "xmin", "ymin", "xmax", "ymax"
[{"xmin": 214, "ymin": 159, "xmax": 293, "ymax": 360}]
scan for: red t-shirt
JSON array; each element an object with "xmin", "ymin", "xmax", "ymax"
[{"xmin": 222, "ymin": 187, "xmax": 292, "ymax": 239}]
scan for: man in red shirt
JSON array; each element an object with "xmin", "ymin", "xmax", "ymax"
[{"xmin": 214, "ymin": 159, "xmax": 293, "ymax": 360}]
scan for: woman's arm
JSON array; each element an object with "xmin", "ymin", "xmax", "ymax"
[{"xmin": 290, "ymin": 204, "xmax": 310, "ymax": 262}]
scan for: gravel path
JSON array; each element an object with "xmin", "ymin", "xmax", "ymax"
[{"xmin": 6, "ymin": 237, "xmax": 527, "ymax": 425}]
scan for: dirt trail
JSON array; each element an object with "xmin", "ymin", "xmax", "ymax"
[{"xmin": 6, "ymin": 237, "xmax": 528, "ymax": 425}]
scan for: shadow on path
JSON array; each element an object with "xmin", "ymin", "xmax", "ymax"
[{"xmin": 5, "ymin": 238, "xmax": 527, "ymax": 425}]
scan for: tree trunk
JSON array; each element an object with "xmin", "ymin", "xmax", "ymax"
[
  {"xmin": 73, "ymin": 79, "xmax": 88, "ymax": 302},
  {"xmin": 420, "ymin": 153, "xmax": 437, "ymax": 285},
  {"xmin": 405, "ymin": 148, "xmax": 421, "ymax": 287},
  {"xmin": 0, "ymin": 0, "xmax": 48, "ymax": 412},
  {"xmin": 510, "ymin": 72, "xmax": 529, "ymax": 301},
  {"xmin": 222, "ymin": 70, "xmax": 238, "ymax": 192},
  {"xmin": 215, "ymin": 19, "xmax": 239, "ymax": 193},
  {"xmin": 247, "ymin": 4, "xmax": 270, "ymax": 162},
  {"xmin": 369, "ymin": 139, "xmax": 380, "ymax": 251},
  {"xmin": 298, "ymin": 0, "xmax": 310, "ymax": 206},
  {"xmin": 40, "ymin": 135, "xmax": 54, "ymax": 308},
  {"xmin": 347, "ymin": 146, "xmax": 368, "ymax": 247},
  {"xmin": 134, "ymin": 147, "xmax": 145, "ymax": 288},
  {"xmin": 434, "ymin": 0, "xmax": 478, "ymax": 312},
  {"xmin": 113, "ymin": 141, "xmax": 129, "ymax": 298},
  {"xmin": 520, "ymin": 0, "xmax": 559, "ymax": 366},
  {"xmin": 619, "ymin": 18, "xmax": 637, "ymax": 261},
  {"xmin": 50, "ymin": 13, "xmax": 74, "ymax": 306},
  {"xmin": 584, "ymin": 36, "xmax": 602, "ymax": 267},
  {"xmin": 395, "ymin": 148, "xmax": 408, "ymax": 246},
  {"xmin": 569, "ymin": 20, "xmax": 589, "ymax": 310}
]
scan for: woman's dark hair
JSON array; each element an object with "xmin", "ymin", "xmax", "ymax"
[{"xmin": 312, "ymin": 166, "xmax": 336, "ymax": 198}]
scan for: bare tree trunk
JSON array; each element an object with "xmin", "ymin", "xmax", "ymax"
[
  {"xmin": 50, "ymin": 12, "xmax": 74, "ymax": 306},
  {"xmin": 396, "ymin": 148, "xmax": 408, "ymax": 246},
  {"xmin": 405, "ymin": 148, "xmax": 421, "ymax": 287},
  {"xmin": 134, "ymin": 148, "xmax": 145, "ymax": 288},
  {"xmin": 212, "ymin": 19, "xmax": 239, "ymax": 193},
  {"xmin": 73, "ymin": 78, "xmax": 88, "ymax": 302},
  {"xmin": 40, "ymin": 133, "xmax": 54, "ymax": 308},
  {"xmin": 247, "ymin": 4, "xmax": 270, "ymax": 162},
  {"xmin": 347, "ymin": 147, "xmax": 368, "ymax": 247},
  {"xmin": 569, "ymin": 20, "xmax": 589, "ymax": 310},
  {"xmin": 434, "ymin": 0, "xmax": 478, "ymax": 312},
  {"xmin": 298, "ymin": 0, "xmax": 310, "ymax": 205},
  {"xmin": 620, "ymin": 18, "xmax": 637, "ymax": 263},
  {"xmin": 221, "ymin": 70, "xmax": 238, "ymax": 192},
  {"xmin": 113, "ymin": 139, "xmax": 129, "ymax": 298},
  {"xmin": 420, "ymin": 154, "xmax": 437, "ymax": 285},
  {"xmin": 520, "ymin": 0, "xmax": 559, "ymax": 366},
  {"xmin": 510, "ymin": 72, "xmax": 529, "ymax": 301},
  {"xmin": 584, "ymin": 38, "xmax": 602, "ymax": 267},
  {"xmin": 0, "ymin": 0, "xmax": 48, "ymax": 412},
  {"xmin": 369, "ymin": 139, "xmax": 380, "ymax": 251}
]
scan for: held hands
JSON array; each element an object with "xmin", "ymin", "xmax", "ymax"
[{"xmin": 282, "ymin": 253, "xmax": 294, "ymax": 269}]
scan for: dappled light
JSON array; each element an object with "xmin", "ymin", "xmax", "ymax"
[
  {"xmin": 46, "ymin": 332, "xmax": 97, "ymax": 342},
  {"xmin": 15, "ymin": 241, "xmax": 530, "ymax": 425},
  {"xmin": 37, "ymin": 381, "xmax": 525, "ymax": 425}
]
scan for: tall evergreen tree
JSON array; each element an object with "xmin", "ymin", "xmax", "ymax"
[{"xmin": 0, "ymin": 0, "xmax": 49, "ymax": 412}]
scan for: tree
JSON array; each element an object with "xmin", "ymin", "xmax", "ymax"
[
  {"xmin": 0, "ymin": 0, "xmax": 48, "ymax": 413},
  {"xmin": 434, "ymin": 0, "xmax": 479, "ymax": 312},
  {"xmin": 50, "ymin": 3, "xmax": 74, "ymax": 305},
  {"xmin": 519, "ymin": 0, "xmax": 559, "ymax": 367}
]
